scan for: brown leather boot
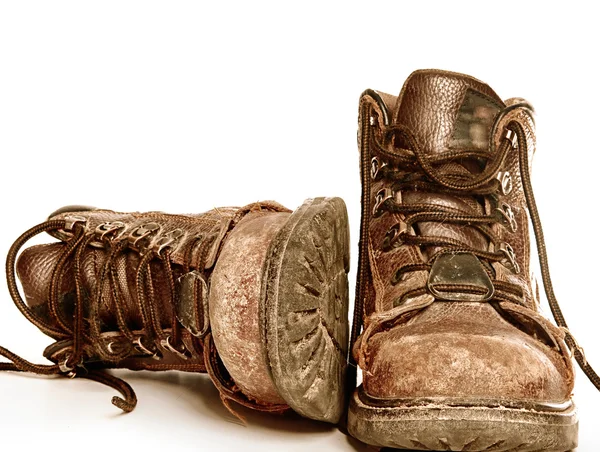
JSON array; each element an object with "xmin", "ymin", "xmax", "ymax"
[
  {"xmin": 1, "ymin": 197, "xmax": 349, "ymax": 423},
  {"xmin": 347, "ymin": 69, "xmax": 600, "ymax": 450}
]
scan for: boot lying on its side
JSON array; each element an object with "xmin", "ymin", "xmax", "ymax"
[
  {"xmin": 1, "ymin": 197, "xmax": 350, "ymax": 424},
  {"xmin": 348, "ymin": 69, "xmax": 600, "ymax": 450}
]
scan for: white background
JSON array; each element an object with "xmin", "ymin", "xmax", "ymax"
[{"xmin": 0, "ymin": 1, "xmax": 598, "ymax": 451}]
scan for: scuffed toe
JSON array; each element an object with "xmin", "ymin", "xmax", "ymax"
[{"xmin": 361, "ymin": 303, "xmax": 573, "ymax": 404}]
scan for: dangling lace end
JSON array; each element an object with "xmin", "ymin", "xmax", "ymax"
[
  {"xmin": 81, "ymin": 370, "xmax": 138, "ymax": 413},
  {"xmin": 111, "ymin": 396, "xmax": 136, "ymax": 413}
]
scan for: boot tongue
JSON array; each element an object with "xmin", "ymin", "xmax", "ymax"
[
  {"xmin": 393, "ymin": 70, "xmax": 505, "ymax": 259},
  {"xmin": 393, "ymin": 69, "xmax": 504, "ymax": 154}
]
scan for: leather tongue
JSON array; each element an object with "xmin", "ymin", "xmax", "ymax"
[
  {"xmin": 392, "ymin": 70, "xmax": 506, "ymax": 259},
  {"xmin": 393, "ymin": 69, "xmax": 505, "ymax": 154}
]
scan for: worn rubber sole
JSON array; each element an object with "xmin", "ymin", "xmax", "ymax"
[
  {"xmin": 348, "ymin": 388, "xmax": 578, "ymax": 451},
  {"xmin": 263, "ymin": 197, "xmax": 350, "ymax": 424}
]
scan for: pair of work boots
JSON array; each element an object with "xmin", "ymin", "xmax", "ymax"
[{"xmin": 2, "ymin": 69, "xmax": 598, "ymax": 451}]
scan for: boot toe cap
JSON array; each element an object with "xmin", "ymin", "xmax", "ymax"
[{"xmin": 362, "ymin": 313, "xmax": 573, "ymax": 403}]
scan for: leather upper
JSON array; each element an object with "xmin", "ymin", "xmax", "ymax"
[
  {"xmin": 353, "ymin": 70, "xmax": 575, "ymax": 404},
  {"xmin": 15, "ymin": 202, "xmax": 288, "ymax": 375}
]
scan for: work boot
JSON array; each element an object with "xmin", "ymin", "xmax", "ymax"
[
  {"xmin": 347, "ymin": 69, "xmax": 600, "ymax": 450},
  {"xmin": 1, "ymin": 197, "xmax": 350, "ymax": 423}
]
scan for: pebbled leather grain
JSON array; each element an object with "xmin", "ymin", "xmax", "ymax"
[{"xmin": 393, "ymin": 69, "xmax": 504, "ymax": 155}]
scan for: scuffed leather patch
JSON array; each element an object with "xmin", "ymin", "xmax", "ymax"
[{"xmin": 449, "ymin": 88, "xmax": 502, "ymax": 150}]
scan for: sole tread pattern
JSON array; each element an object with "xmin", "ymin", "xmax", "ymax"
[{"xmin": 264, "ymin": 197, "xmax": 350, "ymax": 423}]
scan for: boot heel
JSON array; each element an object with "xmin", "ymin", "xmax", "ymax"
[
  {"xmin": 264, "ymin": 197, "xmax": 350, "ymax": 423},
  {"xmin": 209, "ymin": 197, "xmax": 350, "ymax": 423}
]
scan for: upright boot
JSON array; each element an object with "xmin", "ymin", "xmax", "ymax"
[
  {"xmin": 1, "ymin": 197, "xmax": 349, "ymax": 423},
  {"xmin": 348, "ymin": 69, "xmax": 600, "ymax": 450}
]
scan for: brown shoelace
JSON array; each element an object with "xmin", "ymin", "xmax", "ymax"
[
  {"xmin": 352, "ymin": 111, "xmax": 600, "ymax": 391},
  {"xmin": 0, "ymin": 218, "xmax": 211, "ymax": 412}
]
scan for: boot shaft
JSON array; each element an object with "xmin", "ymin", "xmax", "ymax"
[{"xmin": 355, "ymin": 69, "xmax": 538, "ymax": 319}]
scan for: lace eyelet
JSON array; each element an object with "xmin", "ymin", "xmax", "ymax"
[
  {"xmin": 128, "ymin": 223, "xmax": 161, "ymax": 248},
  {"xmin": 371, "ymin": 156, "xmax": 387, "ymax": 180},
  {"xmin": 133, "ymin": 337, "xmax": 161, "ymax": 360},
  {"xmin": 382, "ymin": 223, "xmax": 407, "ymax": 251},
  {"xmin": 499, "ymin": 242, "xmax": 520, "ymax": 274},
  {"xmin": 496, "ymin": 202, "xmax": 518, "ymax": 233},
  {"xmin": 106, "ymin": 340, "xmax": 131, "ymax": 356},
  {"xmin": 96, "ymin": 221, "xmax": 127, "ymax": 239},
  {"xmin": 373, "ymin": 188, "xmax": 394, "ymax": 217},
  {"xmin": 63, "ymin": 215, "xmax": 88, "ymax": 232},
  {"xmin": 106, "ymin": 341, "xmax": 118, "ymax": 354},
  {"xmin": 382, "ymin": 225, "xmax": 399, "ymax": 251},
  {"xmin": 59, "ymin": 357, "xmax": 75, "ymax": 374},
  {"xmin": 59, "ymin": 354, "xmax": 84, "ymax": 378},
  {"xmin": 154, "ymin": 229, "xmax": 185, "ymax": 256},
  {"xmin": 160, "ymin": 336, "xmax": 190, "ymax": 360},
  {"xmin": 496, "ymin": 171, "xmax": 513, "ymax": 195}
]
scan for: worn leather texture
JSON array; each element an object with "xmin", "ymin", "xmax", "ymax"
[
  {"xmin": 354, "ymin": 70, "xmax": 575, "ymax": 403},
  {"xmin": 209, "ymin": 211, "xmax": 291, "ymax": 405},
  {"xmin": 15, "ymin": 202, "xmax": 291, "ymax": 384}
]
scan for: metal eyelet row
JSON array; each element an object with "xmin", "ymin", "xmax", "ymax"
[
  {"xmin": 93, "ymin": 221, "xmax": 185, "ymax": 255},
  {"xmin": 105, "ymin": 335, "xmax": 191, "ymax": 361},
  {"xmin": 494, "ymin": 130, "xmax": 519, "ymax": 272}
]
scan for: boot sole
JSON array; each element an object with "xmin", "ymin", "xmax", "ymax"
[
  {"xmin": 263, "ymin": 197, "xmax": 350, "ymax": 424},
  {"xmin": 348, "ymin": 388, "xmax": 578, "ymax": 451}
]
